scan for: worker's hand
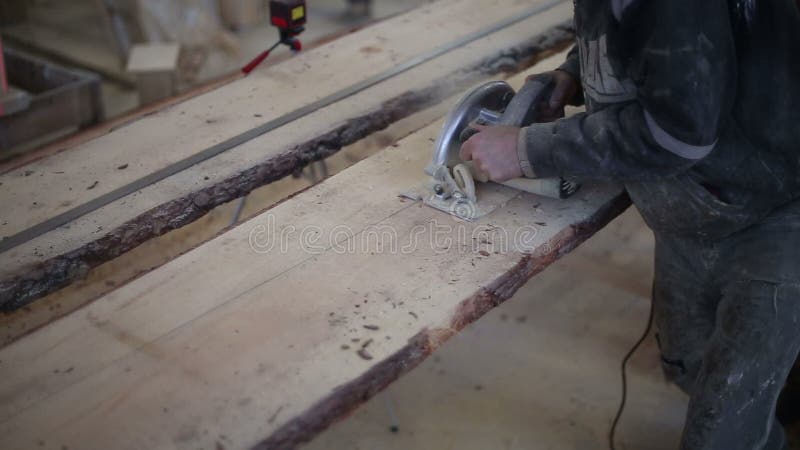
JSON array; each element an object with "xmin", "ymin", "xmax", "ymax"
[
  {"xmin": 526, "ymin": 70, "xmax": 580, "ymax": 123},
  {"xmin": 459, "ymin": 124, "xmax": 522, "ymax": 182}
]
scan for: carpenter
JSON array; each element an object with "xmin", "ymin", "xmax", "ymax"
[{"xmin": 461, "ymin": 1, "xmax": 800, "ymax": 448}]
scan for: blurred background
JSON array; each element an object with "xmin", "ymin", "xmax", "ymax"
[{"xmin": 0, "ymin": 0, "xmax": 427, "ymax": 158}]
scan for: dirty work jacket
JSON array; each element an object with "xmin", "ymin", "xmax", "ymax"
[{"xmin": 519, "ymin": 0, "xmax": 800, "ymax": 238}]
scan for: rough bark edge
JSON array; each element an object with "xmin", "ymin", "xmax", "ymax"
[
  {"xmin": 252, "ymin": 192, "xmax": 632, "ymax": 450},
  {"xmin": 0, "ymin": 22, "xmax": 576, "ymax": 312}
]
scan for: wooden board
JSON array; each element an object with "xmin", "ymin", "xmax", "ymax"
[
  {"xmin": 306, "ymin": 209, "xmax": 687, "ymax": 450},
  {"xmin": 0, "ymin": 112, "xmax": 629, "ymax": 449},
  {"xmin": 0, "ymin": 90, "xmax": 454, "ymax": 348},
  {"xmin": 0, "ymin": 49, "xmax": 565, "ymax": 349},
  {"xmin": 0, "ymin": 0, "xmax": 575, "ymax": 310}
]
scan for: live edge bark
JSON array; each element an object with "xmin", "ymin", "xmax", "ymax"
[
  {"xmin": 252, "ymin": 191, "xmax": 632, "ymax": 450},
  {"xmin": 0, "ymin": 23, "xmax": 575, "ymax": 312}
]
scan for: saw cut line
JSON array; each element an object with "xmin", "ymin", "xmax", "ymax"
[{"xmin": 0, "ymin": 0, "xmax": 568, "ymax": 254}]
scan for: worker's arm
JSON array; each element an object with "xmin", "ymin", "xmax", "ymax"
[
  {"xmin": 520, "ymin": 0, "xmax": 736, "ymax": 181},
  {"xmin": 556, "ymin": 45, "xmax": 581, "ymax": 83},
  {"xmin": 525, "ymin": 46, "xmax": 583, "ymax": 123},
  {"xmin": 554, "ymin": 45, "xmax": 584, "ymax": 107}
]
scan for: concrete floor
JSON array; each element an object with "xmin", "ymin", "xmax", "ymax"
[{"xmin": 305, "ymin": 208, "xmax": 691, "ymax": 450}]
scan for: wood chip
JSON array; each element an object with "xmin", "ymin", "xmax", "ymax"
[{"xmin": 357, "ymin": 349, "xmax": 373, "ymax": 361}]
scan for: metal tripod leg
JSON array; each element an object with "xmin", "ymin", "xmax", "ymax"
[
  {"xmin": 303, "ymin": 160, "xmax": 330, "ymax": 184},
  {"xmin": 230, "ymin": 195, "xmax": 247, "ymax": 227}
]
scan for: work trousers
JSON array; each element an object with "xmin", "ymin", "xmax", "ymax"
[{"xmin": 652, "ymin": 197, "xmax": 800, "ymax": 450}]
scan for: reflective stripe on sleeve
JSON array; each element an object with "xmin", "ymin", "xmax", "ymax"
[{"xmin": 644, "ymin": 110, "xmax": 716, "ymax": 160}]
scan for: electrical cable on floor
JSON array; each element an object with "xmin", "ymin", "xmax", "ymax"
[
  {"xmin": 609, "ymin": 299, "xmax": 655, "ymax": 450},
  {"xmin": 383, "ymin": 391, "xmax": 400, "ymax": 433}
]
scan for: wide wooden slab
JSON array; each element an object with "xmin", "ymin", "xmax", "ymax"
[
  {"xmin": 0, "ymin": 112, "xmax": 628, "ymax": 449},
  {"xmin": 0, "ymin": 0, "xmax": 575, "ymax": 310}
]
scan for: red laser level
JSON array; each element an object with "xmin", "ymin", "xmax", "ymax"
[
  {"xmin": 242, "ymin": 0, "xmax": 307, "ymax": 75},
  {"xmin": 270, "ymin": 0, "xmax": 307, "ymax": 31}
]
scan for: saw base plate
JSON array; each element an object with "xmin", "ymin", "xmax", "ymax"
[{"xmin": 404, "ymin": 180, "xmax": 522, "ymax": 222}]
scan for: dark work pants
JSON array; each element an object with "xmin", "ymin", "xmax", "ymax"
[{"xmin": 652, "ymin": 198, "xmax": 800, "ymax": 450}]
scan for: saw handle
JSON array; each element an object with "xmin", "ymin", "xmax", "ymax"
[
  {"xmin": 498, "ymin": 74, "xmax": 555, "ymax": 127},
  {"xmin": 453, "ymin": 75, "xmax": 578, "ymax": 200}
]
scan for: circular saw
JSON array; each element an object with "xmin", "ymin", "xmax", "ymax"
[{"xmin": 422, "ymin": 75, "xmax": 580, "ymax": 221}]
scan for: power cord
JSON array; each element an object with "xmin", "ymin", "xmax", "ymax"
[{"xmin": 609, "ymin": 299, "xmax": 655, "ymax": 450}]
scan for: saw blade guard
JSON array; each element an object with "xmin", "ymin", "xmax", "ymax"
[
  {"xmin": 427, "ymin": 81, "xmax": 514, "ymax": 175},
  {"xmin": 427, "ymin": 76, "xmax": 581, "ymax": 202}
]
